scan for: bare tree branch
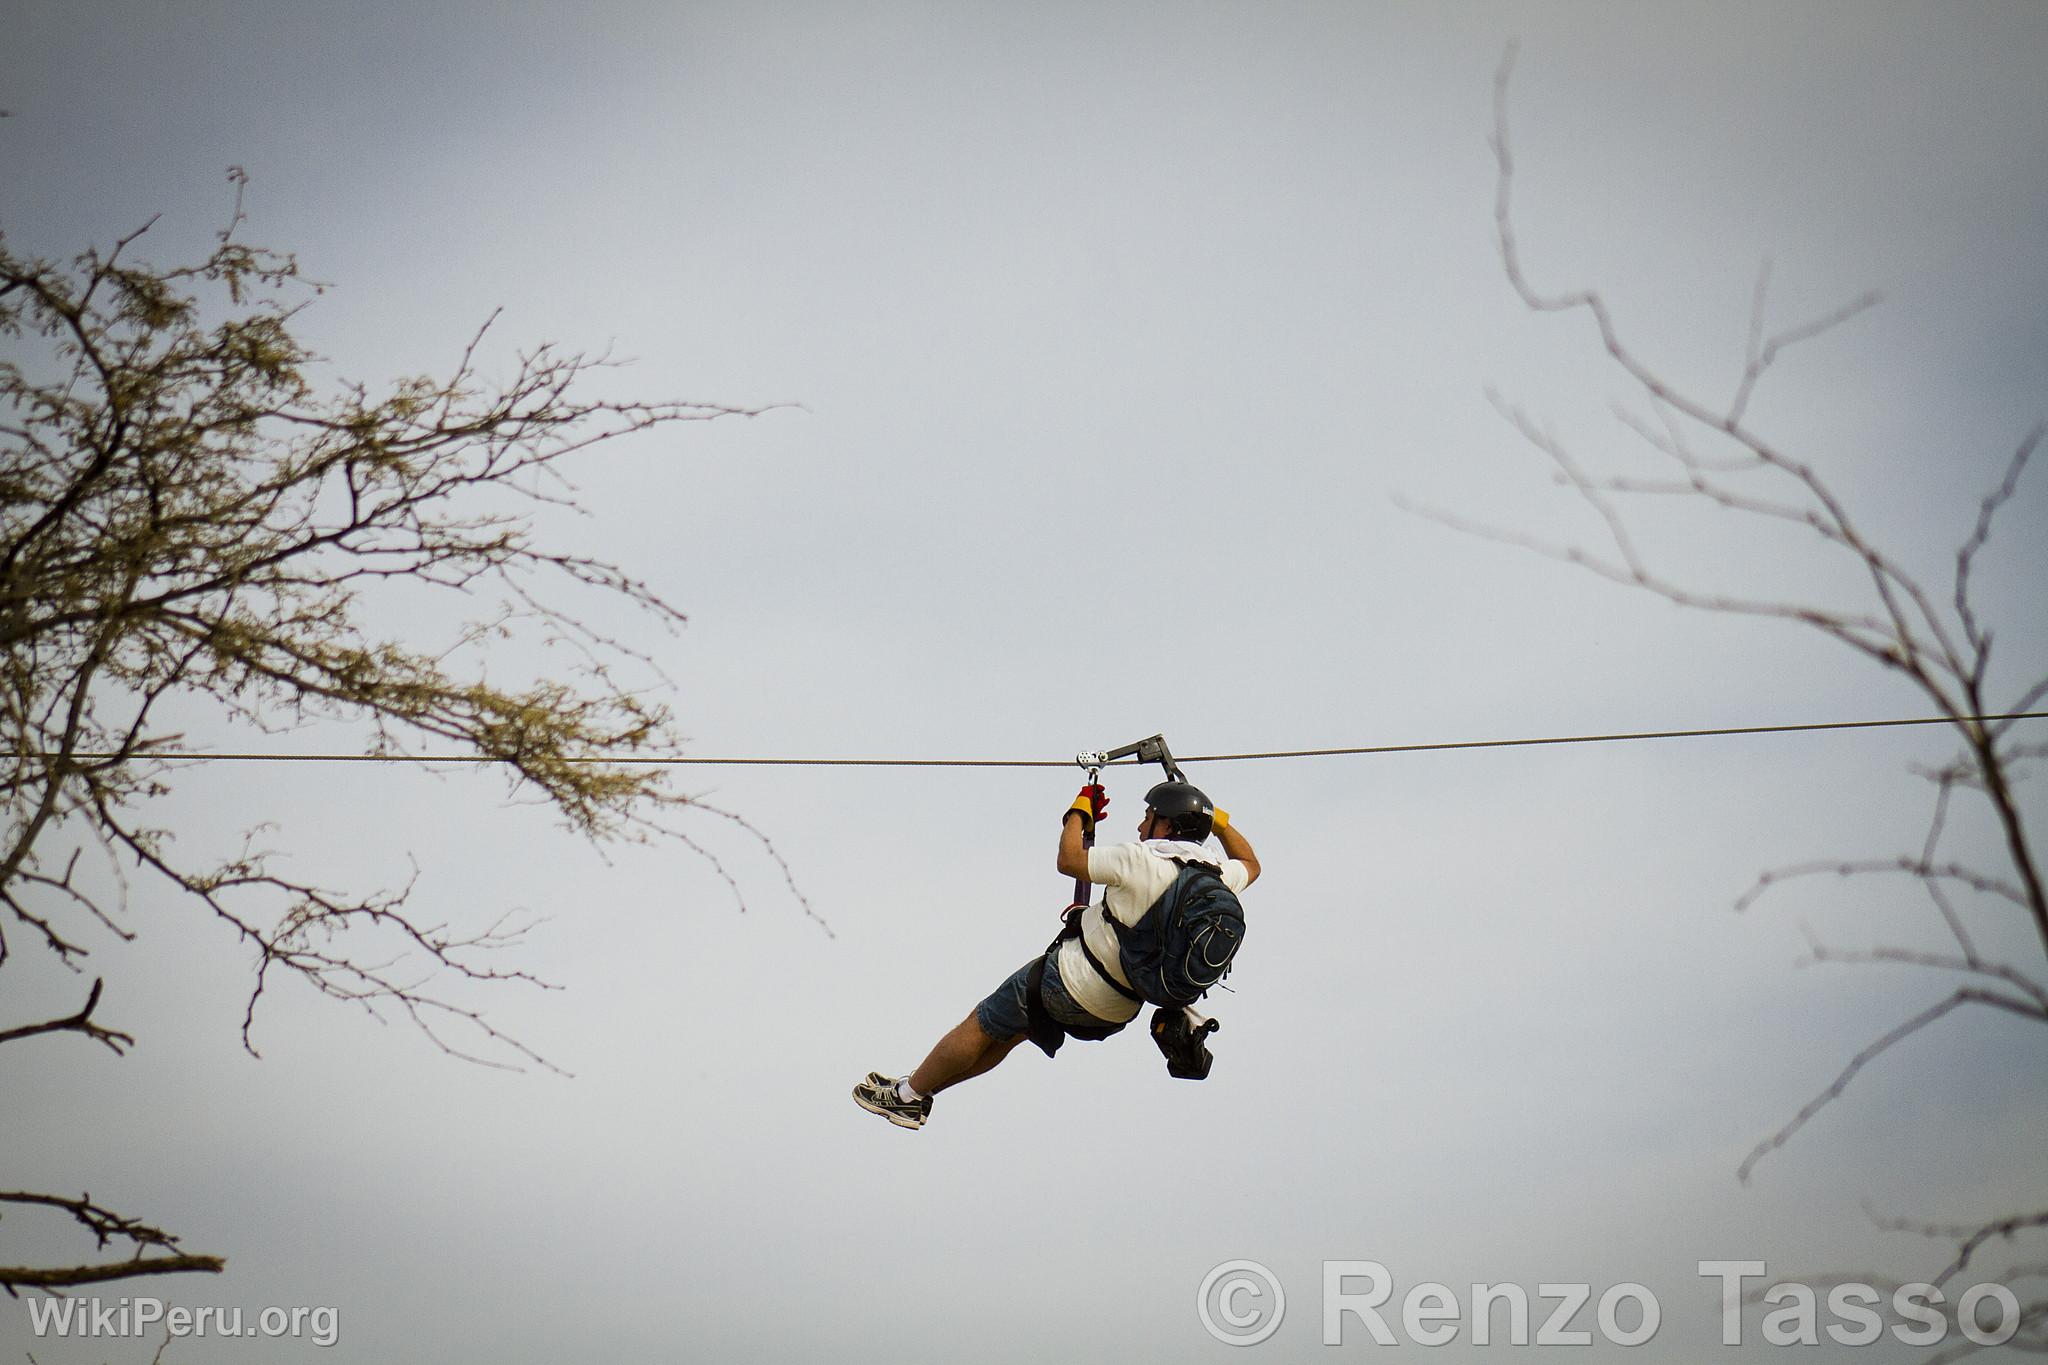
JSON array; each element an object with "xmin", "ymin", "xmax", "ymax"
[
  {"xmin": 1474, "ymin": 50, "xmax": 2046, "ymax": 1334},
  {"xmin": 0, "ymin": 978, "xmax": 133, "ymax": 1053},
  {"xmin": 1736, "ymin": 988, "xmax": 2045, "ymax": 1185},
  {"xmin": 0, "ymin": 1256, "xmax": 226, "ymax": 1292},
  {"xmin": 1867, "ymin": 1206, "xmax": 2048, "ymax": 1288},
  {"xmin": 1793, "ymin": 935, "xmax": 2048, "ymax": 1016},
  {"xmin": 1736, "ymin": 857, "xmax": 2031, "ymax": 916}
]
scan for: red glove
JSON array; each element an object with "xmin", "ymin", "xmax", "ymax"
[{"xmin": 1064, "ymin": 783, "xmax": 1109, "ymax": 833}]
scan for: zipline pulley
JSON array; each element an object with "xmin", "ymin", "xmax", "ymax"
[{"xmin": 1074, "ymin": 732, "xmax": 1185, "ymax": 784}]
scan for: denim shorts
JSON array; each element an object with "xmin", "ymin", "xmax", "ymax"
[{"xmin": 975, "ymin": 950, "xmax": 1128, "ymax": 1042}]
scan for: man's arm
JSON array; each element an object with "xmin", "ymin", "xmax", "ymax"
[
  {"xmin": 1056, "ymin": 809, "xmax": 1091, "ymax": 880},
  {"xmin": 1216, "ymin": 816, "xmax": 1261, "ymax": 887}
]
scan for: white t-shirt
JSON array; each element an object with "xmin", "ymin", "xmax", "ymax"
[{"xmin": 1055, "ymin": 839, "xmax": 1252, "ymax": 1023}]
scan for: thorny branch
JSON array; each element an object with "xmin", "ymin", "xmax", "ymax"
[{"xmin": 0, "ymin": 1193, "xmax": 224, "ymax": 1294}]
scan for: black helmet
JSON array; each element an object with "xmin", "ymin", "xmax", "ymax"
[{"xmin": 1144, "ymin": 780, "xmax": 1214, "ymax": 842}]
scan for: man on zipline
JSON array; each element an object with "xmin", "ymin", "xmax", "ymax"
[{"xmin": 853, "ymin": 778, "xmax": 1261, "ymax": 1129}]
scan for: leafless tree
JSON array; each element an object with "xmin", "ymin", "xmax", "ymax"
[
  {"xmin": 0, "ymin": 174, "xmax": 806, "ymax": 1292},
  {"xmin": 1441, "ymin": 45, "xmax": 2046, "ymax": 1355}
]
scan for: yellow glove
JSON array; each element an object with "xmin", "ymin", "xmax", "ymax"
[
  {"xmin": 1211, "ymin": 806, "xmax": 1231, "ymax": 833},
  {"xmin": 1065, "ymin": 784, "xmax": 1108, "ymax": 833}
]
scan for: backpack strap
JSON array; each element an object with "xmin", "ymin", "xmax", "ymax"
[
  {"xmin": 1077, "ymin": 934, "xmax": 1142, "ymax": 1003},
  {"xmin": 1054, "ymin": 902, "xmax": 1141, "ymax": 1004}
]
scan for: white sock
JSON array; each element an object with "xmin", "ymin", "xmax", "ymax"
[{"xmin": 895, "ymin": 1078, "xmax": 925, "ymax": 1103}]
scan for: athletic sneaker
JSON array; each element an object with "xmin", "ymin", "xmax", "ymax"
[{"xmin": 852, "ymin": 1074, "xmax": 931, "ymax": 1130}]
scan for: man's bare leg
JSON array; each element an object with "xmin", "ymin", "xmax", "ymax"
[
  {"xmin": 937, "ymin": 1029, "xmax": 1025, "ymax": 1092},
  {"xmin": 909, "ymin": 1012, "xmax": 1025, "ymax": 1095}
]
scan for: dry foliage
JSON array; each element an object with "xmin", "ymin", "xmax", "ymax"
[{"xmin": 1, "ymin": 176, "xmax": 807, "ymax": 1293}]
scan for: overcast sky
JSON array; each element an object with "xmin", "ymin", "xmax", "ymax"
[{"xmin": 3, "ymin": 2, "xmax": 2046, "ymax": 1361}]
